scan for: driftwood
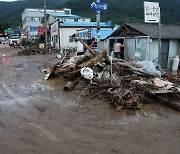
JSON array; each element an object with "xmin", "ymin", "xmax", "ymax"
[
  {"xmin": 63, "ymin": 77, "xmax": 81, "ymax": 91},
  {"xmin": 55, "ymin": 50, "xmax": 107, "ymax": 75},
  {"xmin": 156, "ymin": 95, "xmax": 180, "ymax": 111}
]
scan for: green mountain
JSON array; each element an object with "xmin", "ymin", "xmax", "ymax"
[
  {"xmin": 0, "ymin": 0, "xmax": 68, "ymax": 27},
  {"xmin": 0, "ymin": 0, "xmax": 180, "ymax": 28},
  {"xmin": 58, "ymin": 0, "xmax": 180, "ymax": 25}
]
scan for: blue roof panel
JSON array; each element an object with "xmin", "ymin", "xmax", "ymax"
[
  {"xmin": 49, "ymin": 13, "xmax": 81, "ymax": 19},
  {"xmin": 60, "ymin": 22, "xmax": 110, "ymax": 27},
  {"xmin": 92, "ymin": 28, "xmax": 114, "ymax": 39}
]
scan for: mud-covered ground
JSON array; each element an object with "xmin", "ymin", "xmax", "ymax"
[{"xmin": 0, "ymin": 44, "xmax": 180, "ymax": 154}]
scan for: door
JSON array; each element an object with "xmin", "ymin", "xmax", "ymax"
[
  {"xmin": 124, "ymin": 38, "xmax": 136, "ymax": 61},
  {"xmin": 135, "ymin": 36, "xmax": 150, "ymax": 61},
  {"xmin": 161, "ymin": 40, "xmax": 170, "ymax": 69}
]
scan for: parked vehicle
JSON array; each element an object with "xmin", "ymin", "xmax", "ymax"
[
  {"xmin": 9, "ymin": 34, "xmax": 20, "ymax": 46},
  {"xmin": 1, "ymin": 37, "xmax": 7, "ymax": 44}
]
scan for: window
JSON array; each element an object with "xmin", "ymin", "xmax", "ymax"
[
  {"xmin": 31, "ymin": 17, "xmax": 40, "ymax": 21},
  {"xmin": 74, "ymin": 19, "xmax": 78, "ymax": 22},
  {"xmin": 69, "ymin": 36, "xmax": 73, "ymax": 42},
  {"xmin": 65, "ymin": 10, "xmax": 70, "ymax": 14}
]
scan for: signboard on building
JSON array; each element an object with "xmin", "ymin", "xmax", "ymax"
[
  {"xmin": 38, "ymin": 26, "xmax": 44, "ymax": 35},
  {"xmin": 144, "ymin": 2, "xmax": 160, "ymax": 23},
  {"xmin": 91, "ymin": 2, "xmax": 108, "ymax": 11},
  {"xmin": 29, "ymin": 26, "xmax": 38, "ymax": 31},
  {"xmin": 4, "ymin": 28, "xmax": 12, "ymax": 35}
]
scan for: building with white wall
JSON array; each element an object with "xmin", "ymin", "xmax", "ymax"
[
  {"xmin": 47, "ymin": 14, "xmax": 91, "ymax": 24},
  {"xmin": 50, "ymin": 20, "xmax": 112, "ymax": 50},
  {"xmin": 22, "ymin": 8, "xmax": 71, "ymax": 39}
]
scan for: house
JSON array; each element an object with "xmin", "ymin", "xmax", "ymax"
[
  {"xmin": 107, "ymin": 23, "xmax": 180, "ymax": 69},
  {"xmin": 50, "ymin": 20, "xmax": 112, "ymax": 50},
  {"xmin": 47, "ymin": 14, "xmax": 91, "ymax": 24},
  {"xmin": 22, "ymin": 8, "xmax": 71, "ymax": 39}
]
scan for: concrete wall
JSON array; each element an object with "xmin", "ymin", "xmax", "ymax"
[{"xmin": 59, "ymin": 28, "xmax": 78, "ymax": 49}]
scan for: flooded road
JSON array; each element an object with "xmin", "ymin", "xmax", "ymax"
[{"xmin": 0, "ymin": 44, "xmax": 180, "ymax": 154}]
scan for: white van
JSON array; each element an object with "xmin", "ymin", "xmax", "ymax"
[{"xmin": 9, "ymin": 34, "xmax": 20, "ymax": 46}]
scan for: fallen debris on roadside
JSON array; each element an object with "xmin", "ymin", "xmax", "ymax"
[
  {"xmin": 18, "ymin": 46, "xmax": 58, "ymax": 56},
  {"xmin": 43, "ymin": 38, "xmax": 180, "ymax": 111}
]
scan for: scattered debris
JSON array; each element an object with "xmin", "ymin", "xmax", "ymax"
[
  {"xmin": 43, "ymin": 38, "xmax": 180, "ymax": 111},
  {"xmin": 18, "ymin": 47, "xmax": 58, "ymax": 56}
]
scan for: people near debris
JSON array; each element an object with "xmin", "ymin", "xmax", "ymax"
[
  {"xmin": 90, "ymin": 40, "xmax": 95, "ymax": 49},
  {"xmin": 113, "ymin": 41, "xmax": 124, "ymax": 59}
]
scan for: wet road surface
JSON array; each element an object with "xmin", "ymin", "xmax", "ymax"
[{"xmin": 0, "ymin": 44, "xmax": 180, "ymax": 154}]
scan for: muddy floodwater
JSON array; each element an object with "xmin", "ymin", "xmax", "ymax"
[{"xmin": 0, "ymin": 44, "xmax": 180, "ymax": 154}]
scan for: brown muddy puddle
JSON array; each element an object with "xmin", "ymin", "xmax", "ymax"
[{"xmin": 29, "ymin": 77, "xmax": 180, "ymax": 124}]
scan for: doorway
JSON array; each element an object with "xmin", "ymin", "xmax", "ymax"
[{"xmin": 161, "ymin": 40, "xmax": 170, "ymax": 69}]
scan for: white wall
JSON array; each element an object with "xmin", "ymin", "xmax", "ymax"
[
  {"xmin": 102, "ymin": 39, "xmax": 109, "ymax": 53},
  {"xmin": 60, "ymin": 28, "xmax": 78, "ymax": 49},
  {"xmin": 51, "ymin": 20, "xmax": 59, "ymax": 49}
]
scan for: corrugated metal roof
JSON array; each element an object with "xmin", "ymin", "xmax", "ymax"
[
  {"xmin": 49, "ymin": 13, "xmax": 81, "ymax": 19},
  {"xmin": 92, "ymin": 28, "xmax": 114, "ymax": 40},
  {"xmin": 111, "ymin": 23, "xmax": 180, "ymax": 39},
  {"xmin": 60, "ymin": 22, "xmax": 110, "ymax": 27}
]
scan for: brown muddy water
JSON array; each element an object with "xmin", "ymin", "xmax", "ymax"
[{"xmin": 0, "ymin": 45, "xmax": 179, "ymax": 154}]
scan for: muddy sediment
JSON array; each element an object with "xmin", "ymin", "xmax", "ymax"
[{"xmin": 0, "ymin": 45, "xmax": 180, "ymax": 154}]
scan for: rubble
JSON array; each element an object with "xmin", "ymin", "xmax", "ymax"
[
  {"xmin": 18, "ymin": 46, "xmax": 58, "ymax": 56},
  {"xmin": 43, "ymin": 38, "xmax": 180, "ymax": 111}
]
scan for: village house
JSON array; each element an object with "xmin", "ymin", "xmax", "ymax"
[
  {"xmin": 22, "ymin": 8, "xmax": 71, "ymax": 39},
  {"xmin": 50, "ymin": 19, "xmax": 112, "ymax": 50},
  {"xmin": 107, "ymin": 23, "xmax": 180, "ymax": 69}
]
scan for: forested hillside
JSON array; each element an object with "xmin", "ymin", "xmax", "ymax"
[
  {"xmin": 0, "ymin": 0, "xmax": 68, "ymax": 27},
  {"xmin": 0, "ymin": 0, "xmax": 180, "ymax": 28},
  {"xmin": 58, "ymin": 0, "xmax": 180, "ymax": 25}
]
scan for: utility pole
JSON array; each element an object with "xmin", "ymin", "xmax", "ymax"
[
  {"xmin": 158, "ymin": 7, "xmax": 161, "ymax": 66},
  {"xmin": 96, "ymin": 0, "xmax": 100, "ymax": 53},
  {"xmin": 44, "ymin": 0, "xmax": 48, "ymax": 48}
]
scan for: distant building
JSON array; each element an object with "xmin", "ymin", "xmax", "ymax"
[
  {"xmin": 22, "ymin": 8, "xmax": 71, "ymax": 39},
  {"xmin": 47, "ymin": 14, "xmax": 91, "ymax": 24},
  {"xmin": 50, "ymin": 20, "xmax": 112, "ymax": 50}
]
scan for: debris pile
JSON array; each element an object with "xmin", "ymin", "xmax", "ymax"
[
  {"xmin": 18, "ymin": 47, "xmax": 58, "ymax": 56},
  {"xmin": 43, "ymin": 38, "xmax": 180, "ymax": 111}
]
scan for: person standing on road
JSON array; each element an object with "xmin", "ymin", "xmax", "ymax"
[{"xmin": 113, "ymin": 40, "xmax": 124, "ymax": 59}]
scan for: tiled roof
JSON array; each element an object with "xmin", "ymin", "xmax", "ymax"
[{"xmin": 111, "ymin": 23, "xmax": 180, "ymax": 39}]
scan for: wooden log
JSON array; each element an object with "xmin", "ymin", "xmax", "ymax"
[
  {"xmin": 63, "ymin": 77, "xmax": 82, "ymax": 91},
  {"xmin": 156, "ymin": 95, "xmax": 180, "ymax": 111},
  {"xmin": 54, "ymin": 50, "xmax": 107, "ymax": 75}
]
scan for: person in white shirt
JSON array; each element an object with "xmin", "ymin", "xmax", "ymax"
[{"xmin": 113, "ymin": 41, "xmax": 124, "ymax": 59}]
